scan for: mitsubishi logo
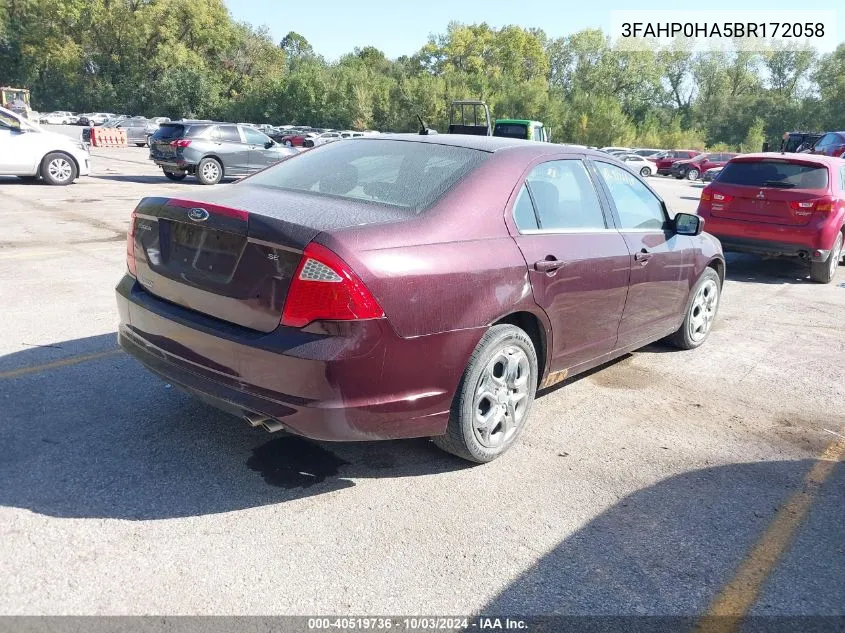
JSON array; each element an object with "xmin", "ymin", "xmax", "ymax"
[{"xmin": 755, "ymin": 190, "xmax": 766, "ymax": 200}]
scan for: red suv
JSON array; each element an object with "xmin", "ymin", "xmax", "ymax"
[
  {"xmin": 810, "ymin": 131, "xmax": 845, "ymax": 158},
  {"xmin": 653, "ymin": 150, "xmax": 700, "ymax": 175},
  {"xmin": 697, "ymin": 153, "xmax": 845, "ymax": 283},
  {"xmin": 671, "ymin": 152, "xmax": 739, "ymax": 180}
]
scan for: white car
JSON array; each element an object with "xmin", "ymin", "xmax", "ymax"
[
  {"xmin": 0, "ymin": 106, "xmax": 91, "ymax": 185},
  {"xmin": 600, "ymin": 146, "xmax": 631, "ymax": 154},
  {"xmin": 617, "ymin": 152, "xmax": 656, "ymax": 177},
  {"xmin": 40, "ymin": 111, "xmax": 74, "ymax": 125},
  {"xmin": 312, "ymin": 131, "xmax": 343, "ymax": 146}
]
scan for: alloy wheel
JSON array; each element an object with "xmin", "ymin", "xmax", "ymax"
[
  {"xmin": 48, "ymin": 157, "xmax": 73, "ymax": 183},
  {"xmin": 472, "ymin": 345, "xmax": 531, "ymax": 449},
  {"xmin": 688, "ymin": 279, "xmax": 719, "ymax": 343}
]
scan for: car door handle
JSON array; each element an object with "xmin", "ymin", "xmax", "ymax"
[
  {"xmin": 534, "ymin": 258, "xmax": 566, "ymax": 273},
  {"xmin": 634, "ymin": 250, "xmax": 652, "ymax": 265}
]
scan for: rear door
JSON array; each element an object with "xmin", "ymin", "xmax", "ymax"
[
  {"xmin": 592, "ymin": 160, "xmax": 691, "ymax": 346},
  {"xmin": 709, "ymin": 158, "xmax": 830, "ymax": 227},
  {"xmin": 506, "ymin": 158, "xmax": 631, "ymax": 370}
]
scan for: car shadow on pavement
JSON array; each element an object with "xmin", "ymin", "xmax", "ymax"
[
  {"xmin": 724, "ymin": 253, "xmax": 817, "ymax": 285},
  {"xmin": 92, "ymin": 175, "xmax": 236, "ymax": 185},
  {"xmin": 0, "ymin": 333, "xmax": 469, "ymax": 520},
  {"xmin": 480, "ymin": 458, "xmax": 844, "ymax": 620}
]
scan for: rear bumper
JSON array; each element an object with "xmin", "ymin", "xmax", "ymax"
[
  {"xmin": 116, "ymin": 275, "xmax": 480, "ymax": 441},
  {"xmin": 712, "ymin": 236, "xmax": 829, "ymax": 261},
  {"xmin": 702, "ymin": 215, "xmax": 835, "ymax": 261},
  {"xmin": 656, "ymin": 168, "xmax": 673, "ymax": 175}
]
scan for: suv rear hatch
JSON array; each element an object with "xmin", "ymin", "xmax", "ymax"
[
  {"xmin": 707, "ymin": 157, "xmax": 830, "ymax": 227},
  {"xmin": 149, "ymin": 123, "xmax": 209, "ymax": 162},
  {"xmin": 129, "ymin": 185, "xmax": 412, "ymax": 332}
]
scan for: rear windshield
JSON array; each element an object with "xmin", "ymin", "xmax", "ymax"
[
  {"xmin": 717, "ymin": 160, "xmax": 829, "ymax": 189},
  {"xmin": 152, "ymin": 123, "xmax": 211, "ymax": 140},
  {"xmin": 245, "ymin": 139, "xmax": 489, "ymax": 212},
  {"xmin": 494, "ymin": 123, "xmax": 528, "ymax": 140}
]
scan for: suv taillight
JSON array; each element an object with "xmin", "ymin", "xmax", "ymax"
[
  {"xmin": 169, "ymin": 139, "xmax": 191, "ymax": 148},
  {"xmin": 281, "ymin": 243, "xmax": 384, "ymax": 328},
  {"xmin": 126, "ymin": 208, "xmax": 137, "ymax": 277},
  {"xmin": 789, "ymin": 197, "xmax": 834, "ymax": 213}
]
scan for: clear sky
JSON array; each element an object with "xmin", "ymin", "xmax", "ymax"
[{"xmin": 224, "ymin": 0, "xmax": 842, "ymax": 60}]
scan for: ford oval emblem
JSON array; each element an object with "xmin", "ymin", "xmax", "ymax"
[{"xmin": 188, "ymin": 207, "xmax": 209, "ymax": 222}]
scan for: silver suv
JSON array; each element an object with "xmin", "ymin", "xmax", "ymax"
[{"xmin": 149, "ymin": 122, "xmax": 298, "ymax": 185}]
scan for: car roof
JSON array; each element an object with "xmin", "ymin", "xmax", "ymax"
[
  {"xmin": 359, "ymin": 134, "xmax": 626, "ymax": 159},
  {"xmin": 361, "ymin": 133, "xmax": 539, "ymax": 153},
  {"xmin": 730, "ymin": 152, "xmax": 844, "ymax": 166}
]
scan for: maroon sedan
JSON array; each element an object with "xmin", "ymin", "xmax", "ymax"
[{"xmin": 117, "ymin": 136, "xmax": 725, "ymax": 462}]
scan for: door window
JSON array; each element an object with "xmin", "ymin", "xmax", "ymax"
[
  {"xmin": 532, "ymin": 126, "xmax": 543, "ymax": 141},
  {"xmin": 594, "ymin": 162, "xmax": 667, "ymax": 230},
  {"xmin": 216, "ymin": 125, "xmax": 241, "ymax": 143},
  {"xmin": 243, "ymin": 127, "xmax": 269, "ymax": 145},
  {"xmin": 514, "ymin": 160, "xmax": 606, "ymax": 231}
]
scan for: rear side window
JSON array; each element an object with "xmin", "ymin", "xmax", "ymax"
[
  {"xmin": 522, "ymin": 160, "xmax": 606, "ymax": 230},
  {"xmin": 245, "ymin": 139, "xmax": 488, "ymax": 212},
  {"xmin": 718, "ymin": 161, "xmax": 829, "ymax": 190},
  {"xmin": 215, "ymin": 125, "xmax": 241, "ymax": 142},
  {"xmin": 512, "ymin": 186, "xmax": 538, "ymax": 230}
]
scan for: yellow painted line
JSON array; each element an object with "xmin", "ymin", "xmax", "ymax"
[
  {"xmin": 695, "ymin": 430, "xmax": 845, "ymax": 633},
  {"xmin": 0, "ymin": 349, "xmax": 122, "ymax": 379}
]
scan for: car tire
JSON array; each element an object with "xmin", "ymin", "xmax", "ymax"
[
  {"xmin": 135, "ymin": 143, "xmax": 146, "ymax": 147},
  {"xmin": 40, "ymin": 152, "xmax": 78, "ymax": 186},
  {"xmin": 687, "ymin": 168, "xmax": 700, "ymax": 180},
  {"xmin": 432, "ymin": 324, "xmax": 538, "ymax": 463},
  {"xmin": 675, "ymin": 170, "xmax": 685, "ymax": 179},
  {"xmin": 809, "ymin": 232, "xmax": 843, "ymax": 284},
  {"xmin": 284, "ymin": 140, "xmax": 293, "ymax": 147},
  {"xmin": 196, "ymin": 157, "xmax": 223, "ymax": 185},
  {"xmin": 668, "ymin": 267, "xmax": 721, "ymax": 350},
  {"xmin": 163, "ymin": 170, "xmax": 187, "ymax": 181},
  {"xmin": 640, "ymin": 166, "xmax": 652, "ymax": 177}
]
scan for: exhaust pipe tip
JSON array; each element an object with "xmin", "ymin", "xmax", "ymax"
[
  {"xmin": 244, "ymin": 412, "xmax": 270, "ymax": 428},
  {"xmin": 797, "ymin": 251, "xmax": 809, "ymax": 259},
  {"xmin": 261, "ymin": 421, "xmax": 285, "ymax": 433}
]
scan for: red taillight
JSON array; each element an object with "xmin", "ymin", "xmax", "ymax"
[
  {"xmin": 126, "ymin": 208, "xmax": 137, "ymax": 277},
  {"xmin": 789, "ymin": 197, "xmax": 834, "ymax": 213},
  {"xmin": 700, "ymin": 189, "xmax": 732, "ymax": 204},
  {"xmin": 281, "ymin": 243, "xmax": 384, "ymax": 328},
  {"xmin": 169, "ymin": 139, "xmax": 191, "ymax": 148}
]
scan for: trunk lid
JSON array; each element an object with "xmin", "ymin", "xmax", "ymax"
[
  {"xmin": 708, "ymin": 158, "xmax": 830, "ymax": 227},
  {"xmin": 130, "ymin": 185, "xmax": 411, "ymax": 332}
]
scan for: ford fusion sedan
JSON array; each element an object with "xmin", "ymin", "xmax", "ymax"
[
  {"xmin": 117, "ymin": 136, "xmax": 725, "ymax": 462},
  {"xmin": 0, "ymin": 106, "xmax": 91, "ymax": 184}
]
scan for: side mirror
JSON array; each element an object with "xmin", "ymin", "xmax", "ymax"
[
  {"xmin": 265, "ymin": 140, "xmax": 274, "ymax": 149},
  {"xmin": 675, "ymin": 213, "xmax": 704, "ymax": 236}
]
